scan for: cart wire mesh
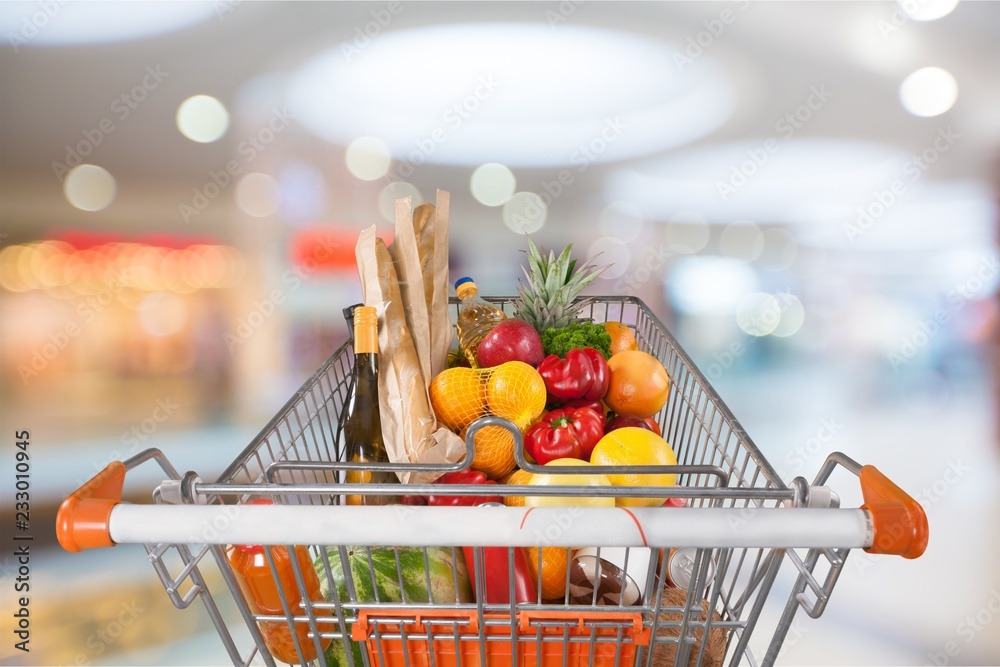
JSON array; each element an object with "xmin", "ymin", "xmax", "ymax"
[{"xmin": 149, "ymin": 296, "xmax": 823, "ymax": 667}]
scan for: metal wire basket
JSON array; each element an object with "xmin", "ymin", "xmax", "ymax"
[{"xmin": 57, "ymin": 295, "xmax": 928, "ymax": 667}]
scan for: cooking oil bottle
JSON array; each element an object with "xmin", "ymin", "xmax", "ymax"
[{"xmin": 454, "ymin": 277, "xmax": 506, "ymax": 367}]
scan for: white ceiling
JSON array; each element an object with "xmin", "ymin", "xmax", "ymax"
[{"xmin": 0, "ymin": 1, "xmax": 997, "ymax": 242}]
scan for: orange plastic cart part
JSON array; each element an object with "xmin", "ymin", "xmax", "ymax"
[
  {"xmin": 860, "ymin": 465, "xmax": 929, "ymax": 559},
  {"xmin": 352, "ymin": 608, "xmax": 650, "ymax": 667},
  {"xmin": 56, "ymin": 461, "xmax": 125, "ymax": 552}
]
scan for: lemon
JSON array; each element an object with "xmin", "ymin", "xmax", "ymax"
[{"xmin": 590, "ymin": 428, "xmax": 677, "ymax": 507}]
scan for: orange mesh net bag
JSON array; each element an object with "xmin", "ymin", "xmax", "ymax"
[{"xmin": 429, "ymin": 361, "xmax": 546, "ymax": 479}]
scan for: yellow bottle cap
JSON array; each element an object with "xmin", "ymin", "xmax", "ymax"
[{"xmin": 354, "ymin": 306, "xmax": 378, "ymax": 354}]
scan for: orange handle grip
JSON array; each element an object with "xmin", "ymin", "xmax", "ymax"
[
  {"xmin": 860, "ymin": 465, "xmax": 928, "ymax": 559},
  {"xmin": 56, "ymin": 461, "xmax": 126, "ymax": 552}
]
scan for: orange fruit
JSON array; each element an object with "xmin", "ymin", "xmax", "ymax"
[
  {"xmin": 605, "ymin": 350, "xmax": 670, "ymax": 418},
  {"xmin": 501, "ymin": 468, "xmax": 533, "ymax": 507},
  {"xmin": 590, "ymin": 427, "xmax": 677, "ymax": 507},
  {"xmin": 430, "ymin": 367, "xmax": 485, "ymax": 431},
  {"xmin": 605, "ymin": 321, "xmax": 639, "ymax": 355},
  {"xmin": 484, "ymin": 361, "xmax": 547, "ymax": 429},
  {"xmin": 525, "ymin": 546, "xmax": 571, "ymax": 601},
  {"xmin": 525, "ymin": 459, "xmax": 615, "ymax": 508},
  {"xmin": 461, "ymin": 424, "xmax": 517, "ymax": 480}
]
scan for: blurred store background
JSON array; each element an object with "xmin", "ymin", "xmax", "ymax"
[{"xmin": 1, "ymin": 1, "xmax": 998, "ymax": 665}]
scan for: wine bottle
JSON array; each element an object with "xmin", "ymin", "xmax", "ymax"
[{"xmin": 343, "ymin": 305, "xmax": 397, "ymax": 505}]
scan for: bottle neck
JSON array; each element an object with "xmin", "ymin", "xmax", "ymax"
[
  {"xmin": 456, "ymin": 284, "xmax": 478, "ymax": 301},
  {"xmin": 354, "ymin": 316, "xmax": 378, "ymax": 356}
]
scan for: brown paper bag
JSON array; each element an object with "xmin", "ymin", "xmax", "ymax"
[
  {"xmin": 356, "ymin": 224, "xmax": 465, "ymax": 483},
  {"xmin": 390, "ymin": 196, "xmax": 432, "ymax": 383},
  {"xmin": 425, "ymin": 190, "xmax": 452, "ymax": 379}
]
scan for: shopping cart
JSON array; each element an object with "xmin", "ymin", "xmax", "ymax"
[{"xmin": 57, "ymin": 296, "xmax": 928, "ymax": 667}]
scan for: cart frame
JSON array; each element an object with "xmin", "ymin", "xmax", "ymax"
[{"xmin": 57, "ymin": 296, "xmax": 927, "ymax": 667}]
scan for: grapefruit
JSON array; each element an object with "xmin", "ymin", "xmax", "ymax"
[
  {"xmin": 525, "ymin": 458, "xmax": 615, "ymax": 508},
  {"xmin": 590, "ymin": 427, "xmax": 678, "ymax": 507},
  {"xmin": 604, "ymin": 350, "xmax": 670, "ymax": 418}
]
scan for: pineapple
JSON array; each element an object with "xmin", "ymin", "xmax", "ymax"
[{"xmin": 514, "ymin": 236, "xmax": 610, "ymax": 332}]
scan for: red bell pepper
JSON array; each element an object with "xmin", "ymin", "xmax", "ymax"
[
  {"xmin": 524, "ymin": 407, "xmax": 606, "ymax": 465},
  {"xmin": 425, "ymin": 470, "xmax": 501, "ymax": 506},
  {"xmin": 463, "ymin": 543, "xmax": 537, "ymax": 605},
  {"xmin": 537, "ymin": 348, "xmax": 609, "ymax": 405},
  {"xmin": 561, "ymin": 396, "xmax": 605, "ymax": 415}
]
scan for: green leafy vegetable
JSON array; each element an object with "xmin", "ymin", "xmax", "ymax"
[{"xmin": 541, "ymin": 322, "xmax": 613, "ymax": 359}]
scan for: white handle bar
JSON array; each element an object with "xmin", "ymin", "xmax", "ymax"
[{"xmin": 108, "ymin": 504, "xmax": 874, "ymax": 549}]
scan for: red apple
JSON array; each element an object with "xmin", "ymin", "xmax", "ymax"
[
  {"xmin": 476, "ymin": 319, "xmax": 544, "ymax": 368},
  {"xmin": 604, "ymin": 412, "xmax": 657, "ymax": 435}
]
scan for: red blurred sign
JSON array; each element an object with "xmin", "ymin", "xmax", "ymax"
[{"xmin": 290, "ymin": 225, "xmax": 393, "ymax": 273}]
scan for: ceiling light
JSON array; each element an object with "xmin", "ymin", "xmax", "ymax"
[
  {"xmin": 0, "ymin": 2, "xmax": 217, "ymax": 47},
  {"xmin": 607, "ymin": 140, "xmax": 908, "ymax": 225},
  {"xmin": 346, "ymin": 137, "xmax": 392, "ymax": 181},
  {"xmin": 177, "ymin": 95, "xmax": 230, "ymax": 143},
  {"xmin": 64, "ymin": 164, "xmax": 116, "ymax": 211},
  {"xmin": 471, "ymin": 163, "xmax": 516, "ymax": 207},
  {"xmin": 796, "ymin": 181, "xmax": 996, "ymax": 255},
  {"xmin": 588, "ymin": 237, "xmax": 630, "ymax": 280},
  {"xmin": 665, "ymin": 211, "xmax": 710, "ymax": 254},
  {"xmin": 598, "ymin": 202, "xmax": 645, "ymax": 243},
  {"xmin": 771, "ymin": 294, "xmax": 805, "ymax": 338},
  {"xmin": 899, "ymin": 67, "xmax": 958, "ymax": 117},
  {"xmin": 758, "ymin": 228, "xmax": 798, "ymax": 271},
  {"xmin": 736, "ymin": 293, "xmax": 781, "ymax": 337},
  {"xmin": 378, "ymin": 182, "xmax": 422, "ymax": 223},
  {"xmin": 235, "ymin": 173, "xmax": 281, "ymax": 217},
  {"xmin": 668, "ymin": 257, "xmax": 758, "ymax": 315},
  {"xmin": 502, "ymin": 192, "xmax": 547, "ymax": 234},
  {"xmin": 287, "ymin": 23, "xmax": 734, "ymax": 167},
  {"xmin": 897, "ymin": 0, "xmax": 959, "ymax": 21},
  {"xmin": 719, "ymin": 220, "xmax": 764, "ymax": 261}
]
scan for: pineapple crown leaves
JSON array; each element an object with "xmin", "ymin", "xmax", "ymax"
[{"xmin": 513, "ymin": 235, "xmax": 612, "ymax": 329}]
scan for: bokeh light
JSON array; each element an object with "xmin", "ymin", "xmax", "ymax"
[
  {"xmin": 378, "ymin": 182, "xmax": 423, "ymax": 222},
  {"xmin": 719, "ymin": 220, "xmax": 764, "ymax": 262},
  {"xmin": 176, "ymin": 95, "xmax": 230, "ymax": 143},
  {"xmin": 669, "ymin": 257, "xmax": 758, "ymax": 315},
  {"xmin": 588, "ymin": 237, "xmax": 630, "ymax": 280},
  {"xmin": 758, "ymin": 228, "xmax": 798, "ymax": 271},
  {"xmin": 898, "ymin": 0, "xmax": 959, "ymax": 21},
  {"xmin": 63, "ymin": 164, "xmax": 116, "ymax": 211},
  {"xmin": 736, "ymin": 292, "xmax": 782, "ymax": 336},
  {"xmin": 471, "ymin": 163, "xmax": 516, "ymax": 207},
  {"xmin": 899, "ymin": 67, "xmax": 958, "ymax": 117},
  {"xmin": 235, "ymin": 172, "xmax": 281, "ymax": 217},
  {"xmin": 665, "ymin": 211, "xmax": 709, "ymax": 254},
  {"xmin": 345, "ymin": 136, "xmax": 392, "ymax": 181},
  {"xmin": 0, "ymin": 240, "xmax": 243, "ymax": 296},
  {"xmin": 598, "ymin": 201, "xmax": 645, "ymax": 243},
  {"xmin": 502, "ymin": 192, "xmax": 547, "ymax": 234},
  {"xmin": 772, "ymin": 294, "xmax": 806, "ymax": 338}
]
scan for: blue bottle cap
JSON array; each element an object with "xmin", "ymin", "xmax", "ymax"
[{"xmin": 454, "ymin": 277, "xmax": 475, "ymax": 290}]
